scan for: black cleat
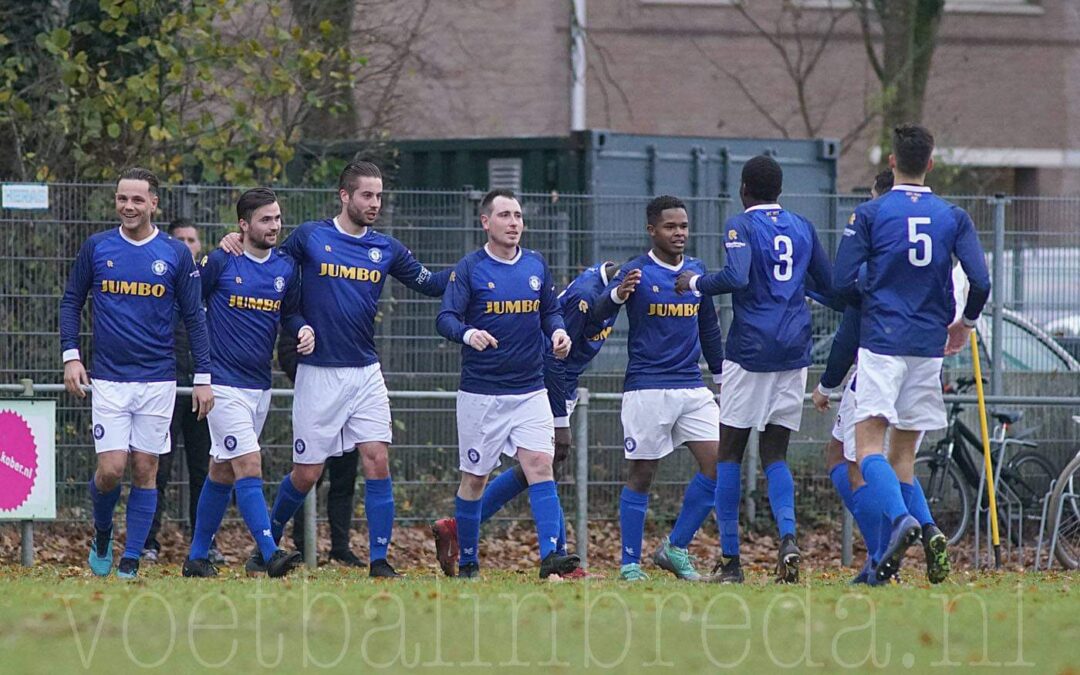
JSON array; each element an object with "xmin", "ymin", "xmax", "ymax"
[
  {"xmin": 539, "ymin": 551, "xmax": 581, "ymax": 579},
  {"xmin": 875, "ymin": 515, "xmax": 921, "ymax": 582},
  {"xmin": 369, "ymin": 559, "xmax": 402, "ymax": 578},
  {"xmin": 329, "ymin": 549, "xmax": 366, "ymax": 568},
  {"xmin": 457, "ymin": 562, "xmax": 480, "ymax": 579},
  {"xmin": 709, "ymin": 556, "xmax": 745, "ymax": 584},
  {"xmin": 923, "ymin": 524, "xmax": 951, "ymax": 584},
  {"xmin": 776, "ymin": 534, "xmax": 801, "ymax": 584},
  {"xmin": 245, "ymin": 548, "xmax": 267, "ymax": 576},
  {"xmin": 266, "ymin": 549, "xmax": 303, "ymax": 578},
  {"xmin": 182, "ymin": 557, "xmax": 219, "ymax": 578},
  {"xmin": 117, "ymin": 557, "xmax": 140, "ymax": 580}
]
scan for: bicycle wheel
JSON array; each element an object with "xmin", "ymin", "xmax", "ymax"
[
  {"xmin": 1047, "ymin": 452, "xmax": 1080, "ymax": 569},
  {"xmin": 915, "ymin": 454, "xmax": 970, "ymax": 545},
  {"xmin": 999, "ymin": 450, "xmax": 1057, "ymax": 546}
]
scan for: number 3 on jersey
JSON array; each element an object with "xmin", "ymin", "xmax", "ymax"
[
  {"xmin": 773, "ymin": 235, "xmax": 793, "ymax": 281},
  {"xmin": 908, "ymin": 217, "xmax": 932, "ymax": 267}
]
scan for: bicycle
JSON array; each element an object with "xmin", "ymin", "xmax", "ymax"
[
  {"xmin": 914, "ymin": 377, "xmax": 1057, "ymax": 547},
  {"xmin": 1041, "ymin": 416, "xmax": 1080, "ymax": 569}
]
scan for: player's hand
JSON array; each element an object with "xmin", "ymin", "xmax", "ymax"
[
  {"xmin": 192, "ymin": 384, "xmax": 214, "ymax": 420},
  {"xmin": 468, "ymin": 330, "xmax": 498, "ymax": 351},
  {"xmin": 219, "ymin": 232, "xmax": 243, "ymax": 255},
  {"xmin": 944, "ymin": 319, "xmax": 972, "ymax": 356},
  {"xmin": 675, "ymin": 271, "xmax": 695, "ymax": 295},
  {"xmin": 552, "ymin": 330, "xmax": 572, "ymax": 359},
  {"xmin": 554, "ymin": 426, "xmax": 572, "ymax": 463},
  {"xmin": 297, "ymin": 326, "xmax": 315, "ymax": 355},
  {"xmin": 812, "ymin": 387, "xmax": 830, "ymax": 412},
  {"xmin": 615, "ymin": 269, "xmax": 642, "ymax": 301},
  {"xmin": 64, "ymin": 360, "xmax": 89, "ymax": 398}
]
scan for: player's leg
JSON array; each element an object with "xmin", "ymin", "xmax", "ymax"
[
  {"xmin": 452, "ymin": 390, "xmax": 501, "ymax": 578},
  {"xmin": 144, "ymin": 405, "xmax": 179, "ymax": 562},
  {"xmin": 760, "ymin": 424, "xmax": 799, "ymax": 583},
  {"xmin": 182, "ymin": 396, "xmax": 217, "ymax": 562},
  {"xmin": 620, "ymin": 459, "xmax": 657, "ymax": 580},
  {"xmin": 357, "ymin": 441, "xmax": 398, "ymax": 576},
  {"xmin": 184, "ymin": 458, "xmax": 234, "ymax": 578},
  {"xmin": 326, "ymin": 450, "xmax": 362, "ymax": 565},
  {"xmin": 87, "ymin": 380, "xmax": 136, "ymax": 575},
  {"xmin": 713, "ymin": 423, "xmax": 750, "ymax": 583},
  {"xmin": 456, "ymin": 469, "xmax": 490, "ymax": 578}
]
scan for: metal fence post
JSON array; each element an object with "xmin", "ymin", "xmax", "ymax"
[
  {"xmin": 574, "ymin": 388, "xmax": 590, "ymax": 567},
  {"xmin": 303, "ymin": 490, "xmax": 317, "ymax": 569},
  {"xmin": 19, "ymin": 378, "xmax": 34, "ymax": 567},
  {"xmin": 990, "ymin": 194, "xmax": 1010, "ymax": 397}
]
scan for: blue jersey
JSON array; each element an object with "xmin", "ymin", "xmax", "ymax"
[
  {"xmin": 834, "ymin": 186, "xmax": 991, "ymax": 358},
  {"xmin": 694, "ymin": 204, "xmax": 833, "ymax": 372},
  {"xmin": 60, "ymin": 227, "xmax": 210, "ymax": 383},
  {"xmin": 819, "ymin": 305, "xmax": 860, "ymax": 392},
  {"xmin": 544, "ymin": 263, "xmax": 618, "ymax": 419},
  {"xmin": 200, "ymin": 249, "xmax": 306, "ymax": 390},
  {"xmin": 279, "ymin": 218, "xmax": 450, "ymax": 368},
  {"xmin": 437, "ymin": 246, "xmax": 566, "ymax": 395},
  {"xmin": 594, "ymin": 251, "xmax": 724, "ymax": 392}
]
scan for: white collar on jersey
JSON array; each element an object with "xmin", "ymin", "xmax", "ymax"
[
  {"xmin": 744, "ymin": 203, "xmax": 782, "ymax": 213},
  {"xmin": 599, "ymin": 261, "xmax": 614, "ymax": 286},
  {"xmin": 118, "ymin": 225, "xmax": 159, "ymax": 246},
  {"xmin": 891, "ymin": 184, "xmax": 932, "ymax": 193},
  {"xmin": 484, "ymin": 243, "xmax": 522, "ymax": 265},
  {"xmin": 333, "ymin": 216, "xmax": 369, "ymax": 239},
  {"xmin": 244, "ymin": 249, "xmax": 271, "ymax": 264},
  {"xmin": 648, "ymin": 249, "xmax": 684, "ymax": 272}
]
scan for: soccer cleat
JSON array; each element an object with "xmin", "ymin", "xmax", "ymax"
[
  {"xmin": 561, "ymin": 566, "xmax": 604, "ymax": 580},
  {"xmin": 775, "ymin": 534, "xmax": 801, "ymax": 584},
  {"xmin": 850, "ymin": 558, "xmax": 873, "ymax": 585},
  {"xmin": 208, "ymin": 545, "xmax": 226, "ymax": 566},
  {"xmin": 923, "ymin": 524, "xmax": 951, "ymax": 584},
  {"xmin": 266, "ymin": 549, "xmax": 304, "ymax": 578},
  {"xmin": 116, "ymin": 557, "xmax": 140, "ymax": 580},
  {"xmin": 329, "ymin": 549, "xmax": 366, "ymax": 568},
  {"xmin": 245, "ymin": 548, "xmax": 267, "ymax": 576},
  {"xmin": 875, "ymin": 515, "xmax": 921, "ymax": 582},
  {"xmin": 539, "ymin": 551, "xmax": 581, "ymax": 579},
  {"xmin": 88, "ymin": 529, "xmax": 114, "ymax": 576},
  {"xmin": 619, "ymin": 563, "xmax": 649, "ymax": 582},
  {"xmin": 141, "ymin": 547, "xmax": 159, "ymax": 564},
  {"xmin": 431, "ymin": 518, "xmax": 459, "ymax": 577},
  {"xmin": 182, "ymin": 557, "xmax": 219, "ymax": 578},
  {"xmin": 709, "ymin": 556, "xmax": 744, "ymax": 584},
  {"xmin": 653, "ymin": 536, "xmax": 702, "ymax": 581},
  {"xmin": 370, "ymin": 559, "xmax": 402, "ymax": 578},
  {"xmin": 457, "ymin": 562, "xmax": 480, "ymax": 579}
]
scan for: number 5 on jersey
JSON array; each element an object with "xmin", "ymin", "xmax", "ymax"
[{"xmin": 908, "ymin": 217, "xmax": 932, "ymax": 267}]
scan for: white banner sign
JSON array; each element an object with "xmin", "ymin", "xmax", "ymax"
[
  {"xmin": 0, "ymin": 399, "xmax": 56, "ymax": 520},
  {"xmin": 2, "ymin": 183, "xmax": 50, "ymax": 210}
]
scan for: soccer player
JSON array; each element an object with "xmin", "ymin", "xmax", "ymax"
[
  {"xmin": 436, "ymin": 189, "xmax": 580, "ymax": 579},
  {"xmin": 221, "ymin": 162, "xmax": 450, "ymax": 578},
  {"xmin": 182, "ymin": 188, "xmax": 312, "ymax": 578},
  {"xmin": 61, "ymin": 168, "xmax": 213, "ymax": 580},
  {"xmin": 430, "ymin": 260, "xmax": 619, "ymax": 578},
  {"xmin": 591, "ymin": 195, "xmax": 725, "ymax": 583},
  {"xmin": 675, "ymin": 156, "xmax": 833, "ymax": 584},
  {"xmin": 833, "ymin": 124, "xmax": 990, "ymax": 583}
]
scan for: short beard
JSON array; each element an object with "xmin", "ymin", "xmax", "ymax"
[
  {"xmin": 248, "ymin": 232, "xmax": 275, "ymax": 250},
  {"xmin": 346, "ymin": 202, "xmax": 373, "ymax": 227}
]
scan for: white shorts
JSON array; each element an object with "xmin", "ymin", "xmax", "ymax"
[
  {"xmin": 91, "ymin": 379, "xmax": 176, "ymax": 455},
  {"xmin": 720, "ymin": 360, "xmax": 808, "ymax": 432},
  {"xmin": 621, "ymin": 387, "xmax": 719, "ymax": 460},
  {"xmin": 208, "ymin": 385, "xmax": 271, "ymax": 461},
  {"xmin": 457, "ymin": 389, "xmax": 554, "ymax": 476},
  {"xmin": 833, "ymin": 377, "xmax": 926, "ymax": 462},
  {"xmin": 852, "ymin": 348, "xmax": 946, "ymax": 431},
  {"xmin": 554, "ymin": 396, "xmax": 578, "ymax": 429},
  {"xmin": 292, "ymin": 363, "xmax": 392, "ymax": 465}
]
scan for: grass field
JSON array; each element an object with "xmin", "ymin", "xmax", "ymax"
[{"xmin": 0, "ymin": 564, "xmax": 1075, "ymax": 674}]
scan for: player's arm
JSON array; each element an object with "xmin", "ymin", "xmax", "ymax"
[
  {"xmin": 199, "ymin": 250, "xmax": 225, "ymax": 302},
  {"xmin": 682, "ymin": 220, "xmax": 751, "ymax": 296},
  {"xmin": 832, "ymin": 207, "xmax": 872, "ymax": 304},
  {"xmin": 592, "ymin": 261, "xmax": 639, "ymax": 323},
  {"xmin": 280, "ymin": 265, "xmax": 315, "ymax": 355},
  {"xmin": 803, "ymin": 224, "xmax": 836, "ymax": 300},
  {"xmin": 539, "ymin": 260, "xmax": 570, "ymax": 358},
  {"xmin": 389, "ymin": 238, "xmax": 452, "ymax": 297},
  {"xmin": 436, "ymin": 258, "xmax": 495, "ymax": 351},
  {"xmin": 697, "ymin": 295, "xmax": 725, "ymax": 385},
  {"xmin": 814, "ymin": 305, "xmax": 860, "ymax": 411},
  {"xmin": 276, "ymin": 222, "xmax": 311, "ymax": 262},
  {"xmin": 176, "ymin": 252, "xmax": 214, "ymax": 418},
  {"xmin": 544, "ymin": 350, "xmax": 569, "ymax": 425},
  {"xmin": 60, "ymin": 238, "xmax": 95, "ymax": 397},
  {"xmin": 945, "ymin": 209, "xmax": 992, "ymax": 355}
]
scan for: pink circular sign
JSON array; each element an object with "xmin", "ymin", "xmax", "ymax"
[{"xmin": 0, "ymin": 411, "xmax": 38, "ymax": 511}]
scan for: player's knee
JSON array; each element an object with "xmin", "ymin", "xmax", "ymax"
[
  {"xmin": 208, "ymin": 460, "xmax": 234, "ymax": 484},
  {"xmin": 824, "ymin": 439, "xmax": 845, "ymax": 470},
  {"xmin": 291, "ymin": 464, "xmax": 323, "ymax": 493},
  {"xmin": 358, "ymin": 443, "xmax": 390, "ymax": 478},
  {"xmin": 458, "ymin": 473, "xmax": 487, "ymax": 500},
  {"xmin": 626, "ymin": 460, "xmax": 657, "ymax": 492},
  {"xmin": 130, "ymin": 455, "xmax": 159, "ymax": 488}
]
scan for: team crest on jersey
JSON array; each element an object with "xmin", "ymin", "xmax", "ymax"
[
  {"xmin": 624, "ymin": 437, "xmax": 637, "ymax": 453},
  {"xmin": 151, "ymin": 259, "xmax": 167, "ymax": 276},
  {"xmin": 578, "ymin": 299, "xmax": 589, "ymax": 313},
  {"xmin": 528, "ymin": 275, "xmax": 541, "ymax": 291},
  {"xmin": 274, "ymin": 276, "xmax": 285, "ymax": 292},
  {"xmin": 909, "ymin": 192, "xmax": 921, "ymax": 203},
  {"xmin": 368, "ymin": 248, "xmax": 382, "ymax": 263},
  {"xmin": 224, "ymin": 435, "xmax": 237, "ymax": 451},
  {"xmin": 467, "ymin": 448, "xmax": 481, "ymax": 464},
  {"xmin": 93, "ymin": 424, "xmax": 104, "ymax": 440},
  {"xmin": 294, "ymin": 438, "xmax": 306, "ymax": 455}
]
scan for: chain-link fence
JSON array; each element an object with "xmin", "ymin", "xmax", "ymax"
[{"xmin": 3, "ymin": 184, "xmax": 1080, "ymax": 531}]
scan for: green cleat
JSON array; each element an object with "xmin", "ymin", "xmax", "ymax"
[
  {"xmin": 923, "ymin": 524, "xmax": 951, "ymax": 584},
  {"xmin": 653, "ymin": 536, "xmax": 702, "ymax": 581},
  {"xmin": 619, "ymin": 563, "xmax": 649, "ymax": 582}
]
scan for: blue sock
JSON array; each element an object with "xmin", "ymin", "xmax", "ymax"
[
  {"xmin": 455, "ymin": 495, "xmax": 482, "ymax": 565},
  {"xmin": 851, "ymin": 486, "xmax": 881, "ymax": 561},
  {"xmin": 764, "ymin": 461, "xmax": 797, "ymax": 539},
  {"xmin": 556, "ymin": 505, "xmax": 568, "ymax": 555},
  {"xmin": 528, "ymin": 481, "xmax": 562, "ymax": 560},
  {"xmin": 235, "ymin": 477, "xmax": 276, "ymax": 562},
  {"xmin": 270, "ymin": 474, "xmax": 307, "ymax": 544},
  {"xmin": 480, "ymin": 469, "xmax": 528, "ymax": 523},
  {"xmin": 88, "ymin": 479, "xmax": 121, "ymax": 533},
  {"xmin": 123, "ymin": 486, "xmax": 158, "ymax": 560},
  {"xmin": 189, "ymin": 478, "xmax": 231, "ymax": 560},
  {"xmin": 716, "ymin": 462, "xmax": 742, "ymax": 557},
  {"xmin": 901, "ymin": 481, "xmax": 936, "ymax": 528},
  {"xmin": 829, "ymin": 463, "xmax": 856, "ymax": 515},
  {"xmin": 365, "ymin": 478, "xmax": 394, "ymax": 562},
  {"xmin": 669, "ymin": 473, "xmax": 716, "ymax": 548},
  {"xmin": 859, "ymin": 454, "xmax": 909, "ymax": 524},
  {"xmin": 876, "ymin": 513, "xmax": 893, "ymax": 562},
  {"xmin": 619, "ymin": 486, "xmax": 649, "ymax": 564}
]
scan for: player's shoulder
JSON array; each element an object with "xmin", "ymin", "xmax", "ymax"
[
  {"xmin": 82, "ymin": 228, "xmax": 116, "ymax": 253},
  {"xmin": 201, "ymin": 248, "xmax": 230, "ymax": 267},
  {"xmin": 295, "ymin": 218, "xmax": 333, "ymax": 237},
  {"xmin": 520, "ymin": 248, "xmax": 549, "ymax": 267},
  {"xmin": 683, "ymin": 256, "xmax": 707, "ymax": 274},
  {"xmin": 622, "ymin": 253, "xmax": 650, "ymax": 272},
  {"xmin": 853, "ymin": 196, "xmax": 884, "ymax": 220},
  {"xmin": 159, "ymin": 232, "xmax": 193, "ymax": 260}
]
